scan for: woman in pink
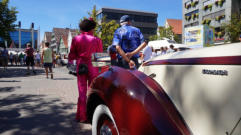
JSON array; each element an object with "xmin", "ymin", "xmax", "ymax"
[{"xmin": 68, "ymin": 18, "xmax": 103, "ymax": 122}]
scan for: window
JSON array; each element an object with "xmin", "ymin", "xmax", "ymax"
[
  {"xmin": 203, "ymin": 0, "xmax": 215, "ymax": 6},
  {"xmin": 97, "ymin": 13, "xmax": 103, "ymax": 20},
  {"xmin": 203, "ymin": 9, "xmax": 225, "ymax": 20}
]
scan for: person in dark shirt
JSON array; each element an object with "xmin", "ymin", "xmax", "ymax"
[
  {"xmin": 25, "ymin": 43, "xmax": 36, "ymax": 74},
  {"xmin": 112, "ymin": 15, "xmax": 148, "ymax": 69},
  {"xmin": 1, "ymin": 46, "xmax": 9, "ymax": 70}
]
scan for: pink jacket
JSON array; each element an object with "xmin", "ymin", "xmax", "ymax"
[{"xmin": 68, "ymin": 31, "xmax": 103, "ymax": 63}]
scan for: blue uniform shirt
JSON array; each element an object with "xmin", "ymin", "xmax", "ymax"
[{"xmin": 112, "ymin": 24, "xmax": 144, "ymax": 58}]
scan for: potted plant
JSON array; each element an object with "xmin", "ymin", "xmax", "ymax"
[
  {"xmin": 196, "ymin": 13, "xmax": 199, "ymax": 18},
  {"xmin": 202, "ymin": 20, "xmax": 206, "ymax": 24},
  {"xmin": 216, "ymin": 16, "xmax": 220, "ymax": 21},
  {"xmin": 187, "ymin": 16, "xmax": 191, "ymax": 20},
  {"xmin": 218, "ymin": 0, "xmax": 224, "ymax": 6},
  {"xmin": 191, "ymin": 14, "xmax": 195, "ymax": 20},
  {"xmin": 187, "ymin": 4, "xmax": 191, "ymax": 9},
  {"xmin": 208, "ymin": 4, "xmax": 212, "ymax": 11},
  {"xmin": 203, "ymin": 5, "xmax": 208, "ymax": 11},
  {"xmin": 185, "ymin": 16, "xmax": 191, "ymax": 21},
  {"xmin": 191, "ymin": 2, "xmax": 195, "ymax": 7},
  {"xmin": 194, "ymin": 1, "xmax": 199, "ymax": 5},
  {"xmin": 185, "ymin": 16, "xmax": 188, "ymax": 20},
  {"xmin": 206, "ymin": 19, "xmax": 211, "ymax": 25}
]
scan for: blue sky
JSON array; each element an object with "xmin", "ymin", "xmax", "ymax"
[{"xmin": 9, "ymin": 0, "xmax": 182, "ymax": 40}]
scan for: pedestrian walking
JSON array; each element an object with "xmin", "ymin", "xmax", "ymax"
[
  {"xmin": 35, "ymin": 50, "xmax": 41, "ymax": 67},
  {"xmin": 1, "ymin": 46, "xmax": 9, "ymax": 70},
  {"xmin": 68, "ymin": 18, "xmax": 103, "ymax": 122},
  {"xmin": 9, "ymin": 53, "xmax": 13, "ymax": 66},
  {"xmin": 112, "ymin": 15, "xmax": 148, "ymax": 69},
  {"xmin": 25, "ymin": 43, "xmax": 36, "ymax": 74},
  {"xmin": 41, "ymin": 42, "xmax": 54, "ymax": 79}
]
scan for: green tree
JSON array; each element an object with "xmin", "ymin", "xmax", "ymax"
[
  {"xmin": 149, "ymin": 26, "xmax": 176, "ymax": 41},
  {"xmin": 222, "ymin": 13, "xmax": 241, "ymax": 43},
  {"xmin": 81, "ymin": 5, "xmax": 120, "ymax": 51},
  {"xmin": 99, "ymin": 17, "xmax": 119, "ymax": 50},
  {"xmin": 87, "ymin": 5, "xmax": 99, "ymax": 37},
  {"xmin": 159, "ymin": 26, "xmax": 174, "ymax": 40},
  {"xmin": 0, "ymin": 0, "xmax": 18, "ymax": 42}
]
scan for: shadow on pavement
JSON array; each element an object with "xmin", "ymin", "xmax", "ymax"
[
  {"xmin": 0, "ymin": 86, "xmax": 21, "ymax": 93},
  {"xmin": 0, "ymin": 67, "xmax": 45, "ymax": 78},
  {"xmin": 0, "ymin": 80, "xmax": 21, "ymax": 82},
  {"xmin": 53, "ymin": 78, "xmax": 74, "ymax": 80},
  {"xmin": 0, "ymin": 94, "xmax": 91, "ymax": 135}
]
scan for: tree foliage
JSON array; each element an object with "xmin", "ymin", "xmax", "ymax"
[
  {"xmin": 87, "ymin": 5, "xmax": 99, "ymax": 37},
  {"xmin": 159, "ymin": 26, "xmax": 174, "ymax": 40},
  {"xmin": 80, "ymin": 5, "xmax": 120, "ymax": 51},
  {"xmin": 0, "ymin": 0, "xmax": 18, "ymax": 41},
  {"xmin": 149, "ymin": 26, "xmax": 181, "ymax": 43},
  {"xmin": 222, "ymin": 14, "xmax": 241, "ymax": 43},
  {"xmin": 99, "ymin": 17, "xmax": 119, "ymax": 50}
]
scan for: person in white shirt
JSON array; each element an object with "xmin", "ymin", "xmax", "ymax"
[
  {"xmin": 151, "ymin": 49, "xmax": 160, "ymax": 58},
  {"xmin": 35, "ymin": 51, "xmax": 41, "ymax": 67},
  {"xmin": 166, "ymin": 44, "xmax": 175, "ymax": 54},
  {"xmin": 141, "ymin": 45, "xmax": 153, "ymax": 62},
  {"xmin": 160, "ymin": 47, "xmax": 166, "ymax": 55}
]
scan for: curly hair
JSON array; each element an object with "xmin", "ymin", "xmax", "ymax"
[{"xmin": 79, "ymin": 19, "xmax": 96, "ymax": 32}]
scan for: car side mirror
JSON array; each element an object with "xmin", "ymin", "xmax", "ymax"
[{"xmin": 92, "ymin": 53, "xmax": 111, "ymax": 67}]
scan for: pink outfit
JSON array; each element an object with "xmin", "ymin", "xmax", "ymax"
[{"xmin": 68, "ymin": 31, "xmax": 103, "ymax": 121}]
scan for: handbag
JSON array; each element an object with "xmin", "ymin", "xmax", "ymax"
[{"xmin": 78, "ymin": 64, "xmax": 88, "ymax": 75}]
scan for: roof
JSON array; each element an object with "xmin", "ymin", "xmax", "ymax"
[
  {"xmin": 44, "ymin": 32, "xmax": 52, "ymax": 43},
  {"xmin": 53, "ymin": 28, "xmax": 70, "ymax": 44},
  {"xmin": 166, "ymin": 19, "xmax": 182, "ymax": 35},
  {"xmin": 70, "ymin": 30, "xmax": 78, "ymax": 38},
  {"xmin": 97, "ymin": 7, "xmax": 158, "ymax": 17}
]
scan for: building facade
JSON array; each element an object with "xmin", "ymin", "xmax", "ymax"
[
  {"xmin": 165, "ymin": 19, "xmax": 183, "ymax": 43},
  {"xmin": 43, "ymin": 28, "xmax": 77, "ymax": 56},
  {"xmin": 182, "ymin": 0, "xmax": 241, "ymax": 44},
  {"xmin": 97, "ymin": 7, "xmax": 158, "ymax": 38},
  {"xmin": 0, "ymin": 29, "xmax": 39, "ymax": 49}
]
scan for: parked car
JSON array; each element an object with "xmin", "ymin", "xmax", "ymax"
[
  {"xmin": 85, "ymin": 43, "xmax": 241, "ymax": 135},
  {"xmin": 67, "ymin": 60, "xmax": 76, "ymax": 76}
]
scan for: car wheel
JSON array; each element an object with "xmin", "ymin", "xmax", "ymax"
[{"xmin": 92, "ymin": 104, "xmax": 119, "ymax": 135}]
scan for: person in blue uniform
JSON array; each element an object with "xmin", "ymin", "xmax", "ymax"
[{"xmin": 112, "ymin": 15, "xmax": 148, "ymax": 69}]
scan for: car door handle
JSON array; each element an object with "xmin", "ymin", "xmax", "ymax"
[{"xmin": 149, "ymin": 73, "xmax": 156, "ymax": 78}]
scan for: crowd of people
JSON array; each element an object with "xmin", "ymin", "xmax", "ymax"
[
  {"xmin": 0, "ymin": 46, "xmax": 42, "ymax": 69},
  {"xmin": 140, "ymin": 44, "xmax": 178, "ymax": 63},
  {"xmin": 0, "ymin": 43, "xmax": 55, "ymax": 78}
]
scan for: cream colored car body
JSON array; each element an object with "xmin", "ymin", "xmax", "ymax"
[{"xmin": 139, "ymin": 43, "xmax": 241, "ymax": 135}]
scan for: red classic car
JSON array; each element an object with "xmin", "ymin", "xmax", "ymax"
[{"xmin": 86, "ymin": 43, "xmax": 241, "ymax": 135}]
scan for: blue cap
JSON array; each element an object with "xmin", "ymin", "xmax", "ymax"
[{"xmin": 120, "ymin": 15, "xmax": 131, "ymax": 23}]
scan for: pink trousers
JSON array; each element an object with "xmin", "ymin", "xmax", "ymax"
[{"xmin": 76, "ymin": 62, "xmax": 98, "ymax": 121}]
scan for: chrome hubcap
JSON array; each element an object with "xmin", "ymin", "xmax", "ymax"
[{"xmin": 100, "ymin": 125, "xmax": 112, "ymax": 135}]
